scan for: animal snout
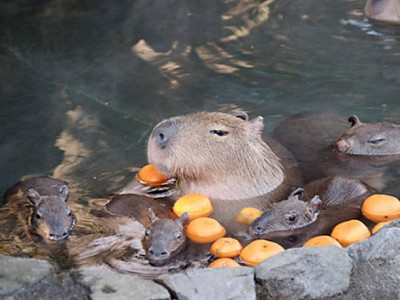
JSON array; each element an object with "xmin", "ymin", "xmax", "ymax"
[
  {"xmin": 249, "ymin": 225, "xmax": 266, "ymax": 237},
  {"xmin": 49, "ymin": 230, "xmax": 69, "ymax": 241},
  {"xmin": 336, "ymin": 138, "xmax": 350, "ymax": 152},
  {"xmin": 152, "ymin": 121, "xmax": 178, "ymax": 149},
  {"xmin": 147, "ymin": 247, "xmax": 170, "ymax": 265}
]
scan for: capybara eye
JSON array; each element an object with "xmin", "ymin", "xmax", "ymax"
[
  {"xmin": 36, "ymin": 213, "xmax": 42, "ymax": 219},
  {"xmin": 210, "ymin": 130, "xmax": 229, "ymax": 137},
  {"xmin": 368, "ymin": 138, "xmax": 386, "ymax": 145},
  {"xmin": 288, "ymin": 215, "xmax": 297, "ymax": 222},
  {"xmin": 176, "ymin": 233, "xmax": 182, "ymax": 240}
]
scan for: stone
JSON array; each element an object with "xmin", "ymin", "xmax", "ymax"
[
  {"xmin": 77, "ymin": 265, "xmax": 170, "ymax": 300},
  {"xmin": 255, "ymin": 245, "xmax": 353, "ymax": 299},
  {"xmin": 0, "ymin": 254, "xmax": 55, "ymax": 296},
  {"xmin": 157, "ymin": 266, "xmax": 256, "ymax": 300},
  {"xmin": 344, "ymin": 227, "xmax": 400, "ymax": 299}
]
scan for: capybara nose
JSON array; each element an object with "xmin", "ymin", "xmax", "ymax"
[
  {"xmin": 49, "ymin": 231, "xmax": 69, "ymax": 241},
  {"xmin": 152, "ymin": 122, "xmax": 178, "ymax": 149},
  {"xmin": 249, "ymin": 225, "xmax": 265, "ymax": 237},
  {"xmin": 147, "ymin": 248, "xmax": 170, "ymax": 265},
  {"xmin": 336, "ymin": 139, "xmax": 350, "ymax": 152}
]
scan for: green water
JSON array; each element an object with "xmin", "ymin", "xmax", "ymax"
[{"xmin": 1, "ymin": 0, "xmax": 400, "ymax": 198}]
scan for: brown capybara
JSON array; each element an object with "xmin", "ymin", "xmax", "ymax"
[
  {"xmin": 141, "ymin": 111, "xmax": 303, "ymax": 233},
  {"xmin": 3, "ymin": 176, "xmax": 75, "ymax": 244},
  {"xmin": 249, "ymin": 176, "xmax": 375, "ymax": 248},
  {"xmin": 365, "ymin": 0, "xmax": 400, "ymax": 24},
  {"xmin": 336, "ymin": 115, "xmax": 400, "ymax": 156}
]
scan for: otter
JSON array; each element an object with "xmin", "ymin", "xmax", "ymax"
[
  {"xmin": 365, "ymin": 0, "xmax": 400, "ymax": 24},
  {"xmin": 130, "ymin": 111, "xmax": 303, "ymax": 233},
  {"xmin": 249, "ymin": 176, "xmax": 375, "ymax": 248},
  {"xmin": 3, "ymin": 176, "xmax": 75, "ymax": 244},
  {"xmin": 105, "ymin": 194, "xmax": 188, "ymax": 266},
  {"xmin": 336, "ymin": 115, "xmax": 400, "ymax": 156}
]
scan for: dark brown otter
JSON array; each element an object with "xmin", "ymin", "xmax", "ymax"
[
  {"xmin": 249, "ymin": 176, "xmax": 375, "ymax": 248},
  {"xmin": 3, "ymin": 176, "xmax": 75, "ymax": 244},
  {"xmin": 134, "ymin": 111, "xmax": 303, "ymax": 233}
]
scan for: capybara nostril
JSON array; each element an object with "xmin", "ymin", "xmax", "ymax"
[
  {"xmin": 336, "ymin": 139, "xmax": 350, "ymax": 152},
  {"xmin": 152, "ymin": 122, "xmax": 178, "ymax": 149}
]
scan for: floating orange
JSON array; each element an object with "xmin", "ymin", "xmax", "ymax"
[
  {"xmin": 186, "ymin": 217, "xmax": 226, "ymax": 244},
  {"xmin": 208, "ymin": 258, "xmax": 240, "ymax": 268},
  {"xmin": 173, "ymin": 194, "xmax": 214, "ymax": 220},
  {"xmin": 137, "ymin": 164, "xmax": 168, "ymax": 187},
  {"xmin": 210, "ymin": 237, "xmax": 243, "ymax": 258},
  {"xmin": 235, "ymin": 207, "xmax": 263, "ymax": 225},
  {"xmin": 303, "ymin": 235, "xmax": 342, "ymax": 248},
  {"xmin": 239, "ymin": 240, "xmax": 284, "ymax": 267},
  {"xmin": 361, "ymin": 194, "xmax": 400, "ymax": 223},
  {"xmin": 331, "ymin": 219, "xmax": 371, "ymax": 247},
  {"xmin": 371, "ymin": 220, "xmax": 394, "ymax": 234}
]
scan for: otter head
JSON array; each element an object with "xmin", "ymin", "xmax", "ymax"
[
  {"xmin": 249, "ymin": 188, "xmax": 322, "ymax": 248},
  {"xmin": 336, "ymin": 115, "xmax": 400, "ymax": 156},
  {"xmin": 27, "ymin": 184, "xmax": 75, "ymax": 244},
  {"xmin": 147, "ymin": 111, "xmax": 284, "ymax": 200},
  {"xmin": 146, "ymin": 210, "xmax": 189, "ymax": 266}
]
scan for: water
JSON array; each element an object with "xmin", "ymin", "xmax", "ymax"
[{"xmin": 1, "ymin": 0, "xmax": 400, "ymax": 267}]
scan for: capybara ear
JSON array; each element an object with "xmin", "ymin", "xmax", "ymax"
[
  {"xmin": 177, "ymin": 211, "xmax": 190, "ymax": 227},
  {"xmin": 149, "ymin": 208, "xmax": 159, "ymax": 223},
  {"xmin": 288, "ymin": 187, "xmax": 305, "ymax": 201},
  {"xmin": 307, "ymin": 195, "xmax": 322, "ymax": 216},
  {"xmin": 59, "ymin": 185, "xmax": 69, "ymax": 202},
  {"xmin": 231, "ymin": 111, "xmax": 249, "ymax": 121},
  {"xmin": 249, "ymin": 116, "xmax": 264, "ymax": 138},
  {"xmin": 26, "ymin": 188, "xmax": 42, "ymax": 206},
  {"xmin": 348, "ymin": 115, "xmax": 362, "ymax": 128}
]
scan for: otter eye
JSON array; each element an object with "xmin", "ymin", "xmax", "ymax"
[
  {"xmin": 286, "ymin": 214, "xmax": 297, "ymax": 223},
  {"xmin": 368, "ymin": 138, "xmax": 386, "ymax": 145},
  {"xmin": 176, "ymin": 233, "xmax": 182, "ymax": 240},
  {"xmin": 67, "ymin": 210, "xmax": 72, "ymax": 217},
  {"xmin": 36, "ymin": 213, "xmax": 42, "ymax": 219},
  {"xmin": 210, "ymin": 130, "xmax": 229, "ymax": 137},
  {"xmin": 145, "ymin": 228, "xmax": 152, "ymax": 236}
]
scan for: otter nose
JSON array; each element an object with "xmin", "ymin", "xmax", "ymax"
[
  {"xmin": 249, "ymin": 225, "xmax": 266, "ymax": 236},
  {"xmin": 49, "ymin": 231, "xmax": 69, "ymax": 241},
  {"xmin": 152, "ymin": 122, "xmax": 178, "ymax": 149},
  {"xmin": 148, "ymin": 248, "xmax": 170, "ymax": 262},
  {"xmin": 336, "ymin": 138, "xmax": 350, "ymax": 152}
]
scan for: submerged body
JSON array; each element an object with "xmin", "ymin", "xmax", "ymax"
[
  {"xmin": 140, "ymin": 111, "xmax": 303, "ymax": 233},
  {"xmin": 249, "ymin": 176, "xmax": 374, "ymax": 248}
]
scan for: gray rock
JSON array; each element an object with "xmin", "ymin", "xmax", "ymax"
[
  {"xmin": 0, "ymin": 254, "xmax": 55, "ymax": 296},
  {"xmin": 344, "ymin": 227, "xmax": 400, "ymax": 299},
  {"xmin": 255, "ymin": 245, "xmax": 353, "ymax": 299},
  {"xmin": 157, "ymin": 266, "xmax": 256, "ymax": 300},
  {"xmin": 77, "ymin": 266, "xmax": 171, "ymax": 300}
]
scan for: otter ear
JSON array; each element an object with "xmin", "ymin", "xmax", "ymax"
[
  {"xmin": 307, "ymin": 195, "xmax": 322, "ymax": 216},
  {"xmin": 348, "ymin": 115, "xmax": 362, "ymax": 128},
  {"xmin": 249, "ymin": 116, "xmax": 264, "ymax": 138},
  {"xmin": 59, "ymin": 185, "xmax": 69, "ymax": 202},
  {"xmin": 231, "ymin": 111, "xmax": 249, "ymax": 121},
  {"xmin": 26, "ymin": 188, "xmax": 42, "ymax": 206}
]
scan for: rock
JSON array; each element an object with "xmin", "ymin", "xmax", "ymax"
[
  {"xmin": 77, "ymin": 266, "xmax": 170, "ymax": 300},
  {"xmin": 156, "ymin": 266, "xmax": 256, "ymax": 300},
  {"xmin": 344, "ymin": 227, "xmax": 400, "ymax": 299},
  {"xmin": 255, "ymin": 246, "xmax": 353, "ymax": 299}
]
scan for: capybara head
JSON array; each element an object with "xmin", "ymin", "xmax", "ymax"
[
  {"xmin": 146, "ymin": 210, "xmax": 189, "ymax": 266},
  {"xmin": 336, "ymin": 115, "xmax": 400, "ymax": 156},
  {"xmin": 365, "ymin": 0, "xmax": 400, "ymax": 24},
  {"xmin": 27, "ymin": 183, "xmax": 75, "ymax": 243},
  {"xmin": 147, "ymin": 111, "xmax": 284, "ymax": 200},
  {"xmin": 249, "ymin": 188, "xmax": 322, "ymax": 248}
]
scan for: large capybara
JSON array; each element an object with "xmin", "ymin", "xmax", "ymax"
[
  {"xmin": 272, "ymin": 111, "xmax": 400, "ymax": 191},
  {"xmin": 249, "ymin": 176, "xmax": 375, "ymax": 248},
  {"xmin": 365, "ymin": 0, "xmax": 400, "ymax": 24},
  {"xmin": 140, "ymin": 111, "xmax": 303, "ymax": 233}
]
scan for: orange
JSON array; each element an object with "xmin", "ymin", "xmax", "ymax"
[
  {"xmin": 361, "ymin": 194, "xmax": 400, "ymax": 223},
  {"xmin": 137, "ymin": 164, "xmax": 168, "ymax": 187},
  {"xmin": 371, "ymin": 220, "xmax": 394, "ymax": 234},
  {"xmin": 239, "ymin": 240, "xmax": 284, "ymax": 267},
  {"xmin": 186, "ymin": 217, "xmax": 226, "ymax": 244},
  {"xmin": 173, "ymin": 194, "xmax": 214, "ymax": 220},
  {"xmin": 331, "ymin": 219, "xmax": 371, "ymax": 247},
  {"xmin": 303, "ymin": 235, "xmax": 342, "ymax": 248},
  {"xmin": 235, "ymin": 207, "xmax": 263, "ymax": 225},
  {"xmin": 208, "ymin": 258, "xmax": 240, "ymax": 268},
  {"xmin": 210, "ymin": 237, "xmax": 243, "ymax": 258}
]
